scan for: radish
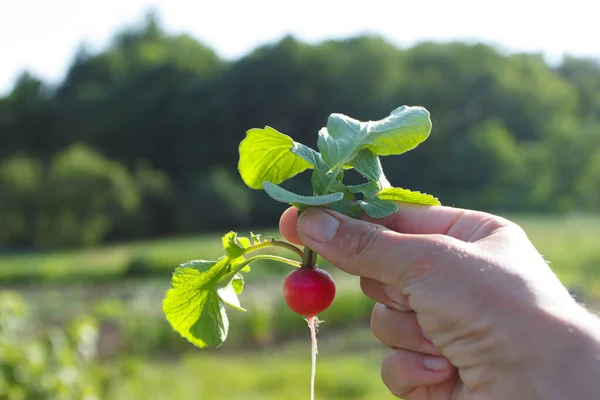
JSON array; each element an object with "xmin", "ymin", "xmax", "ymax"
[
  {"xmin": 283, "ymin": 266, "xmax": 336, "ymax": 400},
  {"xmin": 283, "ymin": 266, "xmax": 336, "ymax": 317}
]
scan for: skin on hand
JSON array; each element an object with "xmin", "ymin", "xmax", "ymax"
[{"xmin": 279, "ymin": 205, "xmax": 600, "ymax": 400}]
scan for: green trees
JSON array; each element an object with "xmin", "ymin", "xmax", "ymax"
[
  {"xmin": 1, "ymin": 14, "xmax": 599, "ymax": 249},
  {"xmin": 0, "ymin": 155, "xmax": 43, "ymax": 247},
  {"xmin": 0, "ymin": 145, "xmax": 138, "ymax": 248}
]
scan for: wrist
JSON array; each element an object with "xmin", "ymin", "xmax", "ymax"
[{"xmin": 528, "ymin": 304, "xmax": 600, "ymax": 399}]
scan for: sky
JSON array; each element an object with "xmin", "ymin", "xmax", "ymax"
[{"xmin": 1, "ymin": 0, "xmax": 599, "ymax": 95}]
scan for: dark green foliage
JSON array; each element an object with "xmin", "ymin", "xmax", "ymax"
[{"xmin": 1, "ymin": 14, "xmax": 600, "ymax": 249}]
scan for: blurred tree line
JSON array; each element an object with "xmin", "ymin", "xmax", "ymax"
[{"xmin": 1, "ymin": 14, "xmax": 599, "ymax": 249}]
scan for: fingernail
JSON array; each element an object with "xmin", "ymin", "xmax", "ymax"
[
  {"xmin": 298, "ymin": 209, "xmax": 340, "ymax": 242},
  {"xmin": 423, "ymin": 356, "xmax": 448, "ymax": 371}
]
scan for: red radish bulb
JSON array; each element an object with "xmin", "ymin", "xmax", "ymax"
[{"xmin": 283, "ymin": 267, "xmax": 336, "ymax": 317}]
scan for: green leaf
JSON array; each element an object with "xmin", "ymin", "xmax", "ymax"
[
  {"xmin": 366, "ymin": 106, "xmax": 432, "ymax": 156},
  {"xmin": 231, "ymin": 273, "xmax": 244, "ymax": 294},
  {"xmin": 163, "ymin": 259, "xmax": 231, "ymax": 348},
  {"xmin": 290, "ymin": 142, "xmax": 329, "ymax": 170},
  {"xmin": 352, "ymin": 149, "xmax": 391, "ymax": 189},
  {"xmin": 262, "ymin": 181, "xmax": 344, "ymax": 206},
  {"xmin": 222, "ymin": 231, "xmax": 248, "ymax": 258},
  {"xmin": 238, "ymin": 126, "xmax": 313, "ymax": 189},
  {"xmin": 348, "ymin": 181, "xmax": 380, "ymax": 197},
  {"xmin": 250, "ymin": 232, "xmax": 261, "ymax": 245},
  {"xmin": 309, "ymin": 169, "xmax": 328, "ymax": 193},
  {"xmin": 291, "ymin": 142, "xmax": 354, "ymax": 199},
  {"xmin": 230, "ymin": 254, "xmax": 251, "ymax": 273},
  {"xmin": 359, "ymin": 198, "xmax": 399, "ymax": 218},
  {"xmin": 237, "ymin": 236, "xmax": 251, "ymax": 248},
  {"xmin": 377, "ymin": 188, "xmax": 441, "ymax": 205},
  {"xmin": 221, "ymin": 232, "xmax": 252, "ymax": 272},
  {"xmin": 327, "ymin": 199, "xmax": 363, "ymax": 218},
  {"xmin": 310, "ymin": 169, "xmax": 354, "ymax": 199},
  {"xmin": 317, "ymin": 106, "xmax": 432, "ymax": 169},
  {"xmin": 217, "ymin": 273, "xmax": 246, "ymax": 312}
]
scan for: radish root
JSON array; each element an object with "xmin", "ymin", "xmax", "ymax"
[{"xmin": 307, "ymin": 316, "xmax": 321, "ymax": 400}]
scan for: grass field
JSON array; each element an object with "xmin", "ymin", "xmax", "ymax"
[
  {"xmin": 1, "ymin": 214, "xmax": 599, "ymax": 294},
  {"xmin": 107, "ymin": 329, "xmax": 398, "ymax": 400},
  {"xmin": 1, "ymin": 214, "xmax": 599, "ymax": 399}
]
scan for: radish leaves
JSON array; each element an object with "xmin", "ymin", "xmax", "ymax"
[{"xmin": 164, "ymin": 105, "xmax": 440, "ymax": 350}]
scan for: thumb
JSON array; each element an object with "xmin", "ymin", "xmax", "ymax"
[{"xmin": 297, "ymin": 208, "xmax": 455, "ymax": 285}]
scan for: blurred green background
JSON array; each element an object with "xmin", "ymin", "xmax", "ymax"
[{"xmin": 1, "ymin": 5, "xmax": 600, "ymax": 400}]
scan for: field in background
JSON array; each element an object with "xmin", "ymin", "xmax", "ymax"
[
  {"xmin": 107, "ymin": 330, "xmax": 398, "ymax": 400},
  {"xmin": 1, "ymin": 214, "xmax": 599, "ymax": 293},
  {"xmin": 1, "ymin": 214, "xmax": 599, "ymax": 399}
]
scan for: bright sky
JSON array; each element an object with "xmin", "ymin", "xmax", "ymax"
[{"xmin": 1, "ymin": 0, "xmax": 599, "ymax": 95}]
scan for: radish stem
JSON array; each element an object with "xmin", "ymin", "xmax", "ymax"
[
  {"xmin": 245, "ymin": 240, "xmax": 304, "ymax": 258},
  {"xmin": 302, "ymin": 247, "xmax": 318, "ymax": 268},
  {"xmin": 217, "ymin": 254, "xmax": 301, "ymax": 284}
]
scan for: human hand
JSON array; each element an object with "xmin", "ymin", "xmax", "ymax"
[{"xmin": 279, "ymin": 205, "xmax": 600, "ymax": 399}]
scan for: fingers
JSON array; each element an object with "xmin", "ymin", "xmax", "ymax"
[
  {"xmin": 280, "ymin": 204, "xmax": 509, "ymax": 245},
  {"xmin": 362, "ymin": 203, "xmax": 510, "ymax": 241},
  {"xmin": 371, "ymin": 303, "xmax": 442, "ymax": 356},
  {"xmin": 360, "ymin": 277, "xmax": 411, "ymax": 311},
  {"xmin": 279, "ymin": 206, "xmax": 302, "ymax": 245},
  {"xmin": 381, "ymin": 348, "xmax": 455, "ymax": 399},
  {"xmin": 363, "ymin": 203, "xmax": 464, "ymax": 235},
  {"xmin": 295, "ymin": 207, "xmax": 464, "ymax": 285}
]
